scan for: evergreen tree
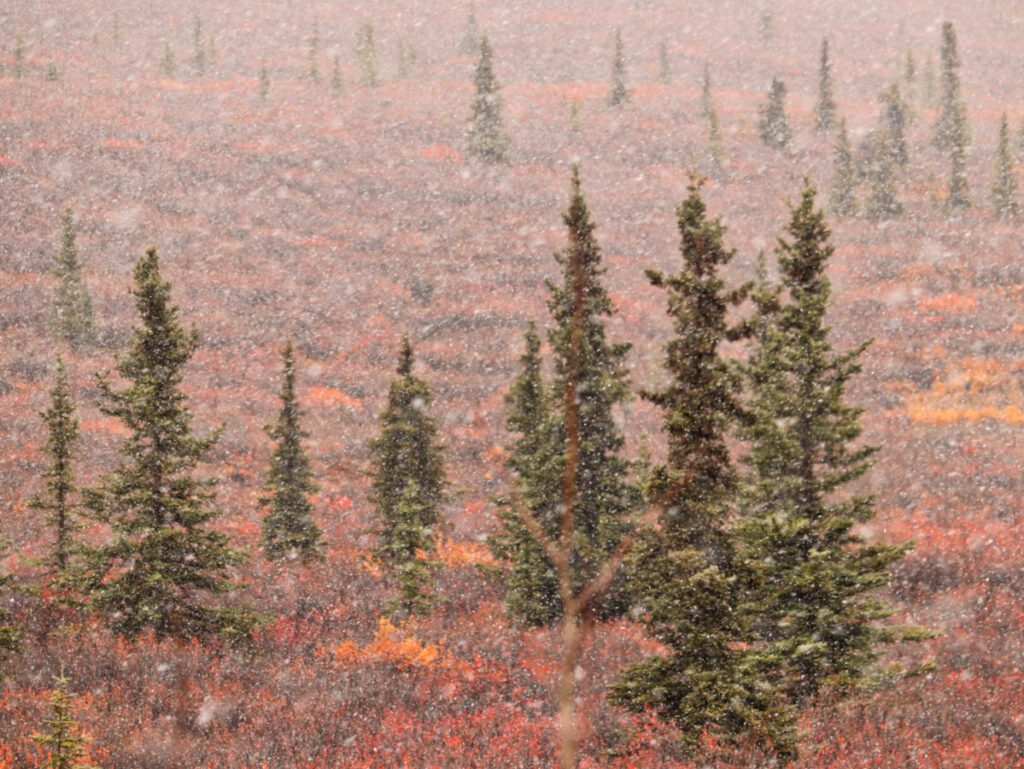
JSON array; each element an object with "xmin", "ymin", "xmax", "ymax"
[
  {"xmin": 1017, "ymin": 117, "xmax": 1024, "ymax": 156},
  {"xmin": 466, "ymin": 36, "xmax": 510, "ymax": 164},
  {"xmin": 331, "ymin": 55, "xmax": 343, "ymax": 95},
  {"xmin": 758, "ymin": 76, "xmax": 792, "ymax": 151},
  {"xmin": 737, "ymin": 183, "xmax": 917, "ymax": 717},
  {"xmin": 0, "ymin": 537, "xmax": 19, "ymax": 659},
  {"xmin": 260, "ymin": 340, "xmax": 323, "ymax": 563},
  {"xmin": 830, "ymin": 117, "xmax": 858, "ymax": 217},
  {"xmin": 864, "ymin": 126, "xmax": 903, "ymax": 220},
  {"xmin": 612, "ymin": 179, "xmax": 787, "ymax": 756},
  {"xmin": 700, "ymin": 62, "xmax": 713, "ymax": 118},
  {"xmin": 758, "ymin": 3, "xmax": 776, "ymax": 43},
  {"xmin": 932, "ymin": 22, "xmax": 969, "ymax": 152},
  {"xmin": 369, "ymin": 339, "xmax": 446, "ymax": 616},
  {"xmin": 923, "ymin": 55, "xmax": 936, "ymax": 108},
  {"xmin": 32, "ymin": 672, "xmax": 92, "ymax": 769},
  {"xmin": 14, "ymin": 34, "xmax": 25, "ymax": 78},
  {"xmin": 160, "ymin": 42, "xmax": 176, "ymax": 77},
  {"xmin": 992, "ymin": 112, "xmax": 1020, "ymax": 220},
  {"xmin": 192, "ymin": 14, "xmax": 206, "ymax": 75},
  {"xmin": 459, "ymin": 3, "xmax": 481, "ymax": 56},
  {"xmin": 815, "ymin": 38, "xmax": 837, "ymax": 133},
  {"xmin": 28, "ymin": 359, "xmax": 82, "ymax": 581},
  {"xmin": 658, "ymin": 40, "xmax": 671, "ymax": 84},
  {"xmin": 45, "ymin": 61, "xmax": 60, "ymax": 82},
  {"xmin": 356, "ymin": 23, "xmax": 379, "ymax": 88},
  {"xmin": 308, "ymin": 21, "xmax": 320, "ymax": 84},
  {"xmin": 84, "ymin": 248, "xmax": 257, "ymax": 641},
  {"xmin": 706, "ymin": 99, "xmax": 723, "ymax": 171},
  {"xmin": 488, "ymin": 324, "xmax": 562, "ymax": 625},
  {"xmin": 52, "ymin": 209, "xmax": 95, "ymax": 350},
  {"xmin": 901, "ymin": 50, "xmax": 917, "ymax": 116},
  {"xmin": 608, "ymin": 28, "xmax": 629, "ymax": 108},
  {"xmin": 947, "ymin": 137, "xmax": 971, "ymax": 210},
  {"xmin": 259, "ymin": 60, "xmax": 270, "ymax": 102},
  {"xmin": 396, "ymin": 41, "xmax": 417, "ymax": 79},
  {"xmin": 877, "ymin": 83, "xmax": 909, "ymax": 166}
]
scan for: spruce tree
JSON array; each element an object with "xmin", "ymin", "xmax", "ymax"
[
  {"xmin": 699, "ymin": 61, "xmax": 713, "ymax": 119},
  {"xmin": 489, "ymin": 324, "xmax": 562, "ymax": 625},
  {"xmin": 864, "ymin": 127, "xmax": 903, "ymax": 220},
  {"xmin": 992, "ymin": 112, "xmax": 1020, "ymax": 220},
  {"xmin": 14, "ymin": 35, "xmax": 25, "ymax": 78},
  {"xmin": 160, "ymin": 42, "xmax": 176, "ymax": 78},
  {"xmin": 608, "ymin": 28, "xmax": 629, "ymax": 108},
  {"xmin": 52, "ymin": 209, "xmax": 95, "ymax": 350},
  {"xmin": 356, "ymin": 23, "xmax": 379, "ymax": 88},
  {"xmin": 758, "ymin": 3, "xmax": 776, "ymax": 43},
  {"xmin": 877, "ymin": 83, "xmax": 908, "ymax": 166},
  {"xmin": 815, "ymin": 38, "xmax": 837, "ymax": 133},
  {"xmin": 612, "ymin": 179, "xmax": 787, "ymax": 756},
  {"xmin": 737, "ymin": 182, "xmax": 917, "ymax": 716},
  {"xmin": 331, "ymin": 55, "xmax": 343, "ymax": 95},
  {"xmin": 830, "ymin": 117, "xmax": 858, "ymax": 217},
  {"xmin": 369, "ymin": 339, "xmax": 446, "ymax": 616},
  {"xmin": 32, "ymin": 672, "xmax": 92, "ymax": 769},
  {"xmin": 932, "ymin": 22, "xmax": 969, "ymax": 151},
  {"xmin": 923, "ymin": 55, "xmax": 936, "ymax": 108},
  {"xmin": 260, "ymin": 340, "xmax": 323, "ymax": 563},
  {"xmin": 258, "ymin": 60, "xmax": 270, "ymax": 102},
  {"xmin": 459, "ymin": 3, "xmax": 481, "ymax": 56},
  {"xmin": 902, "ymin": 50, "xmax": 917, "ymax": 110},
  {"xmin": 658, "ymin": 40, "xmax": 671, "ymax": 84},
  {"xmin": 466, "ymin": 36, "xmax": 510, "ymax": 164},
  {"xmin": 84, "ymin": 248, "xmax": 257, "ymax": 641},
  {"xmin": 758, "ymin": 76, "xmax": 792, "ymax": 151},
  {"xmin": 0, "ymin": 538, "xmax": 19, "ymax": 659},
  {"xmin": 192, "ymin": 14, "xmax": 206, "ymax": 75},
  {"xmin": 28, "ymin": 359, "xmax": 82, "ymax": 581},
  {"xmin": 308, "ymin": 21, "xmax": 320, "ymax": 84},
  {"xmin": 1017, "ymin": 117, "xmax": 1024, "ymax": 156},
  {"xmin": 947, "ymin": 137, "xmax": 971, "ymax": 210}
]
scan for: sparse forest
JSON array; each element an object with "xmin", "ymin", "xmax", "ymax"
[{"xmin": 0, "ymin": 2, "xmax": 1021, "ymax": 768}]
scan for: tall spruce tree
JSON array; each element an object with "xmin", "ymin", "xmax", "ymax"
[
  {"xmin": 356, "ymin": 23, "xmax": 379, "ymax": 87},
  {"xmin": 830, "ymin": 117, "xmax": 858, "ymax": 217},
  {"xmin": 28, "ymin": 359, "xmax": 81, "ymax": 581},
  {"xmin": 816, "ymin": 38, "xmax": 837, "ymax": 133},
  {"xmin": 466, "ymin": 36, "xmax": 510, "ymax": 164},
  {"xmin": 992, "ymin": 112, "xmax": 1020, "ymax": 220},
  {"xmin": 947, "ymin": 136, "xmax": 971, "ymax": 210},
  {"xmin": 260, "ymin": 340, "xmax": 323, "ymax": 563},
  {"xmin": 32, "ymin": 672, "xmax": 91, "ymax": 769},
  {"xmin": 611, "ymin": 179, "xmax": 787, "ymax": 756},
  {"xmin": 737, "ymin": 183, "xmax": 917, "ymax": 718},
  {"xmin": 758, "ymin": 77, "xmax": 792, "ymax": 151},
  {"xmin": 459, "ymin": 3, "xmax": 481, "ymax": 56},
  {"xmin": 932, "ymin": 22, "xmax": 969, "ymax": 151},
  {"xmin": 84, "ymin": 248, "xmax": 257, "ymax": 641},
  {"xmin": 865, "ymin": 127, "xmax": 903, "ymax": 220},
  {"xmin": 877, "ymin": 83, "xmax": 909, "ymax": 166},
  {"xmin": 608, "ymin": 28, "xmax": 629, "ymax": 108},
  {"xmin": 369, "ymin": 339, "xmax": 446, "ymax": 616},
  {"xmin": 489, "ymin": 324, "xmax": 563, "ymax": 625},
  {"xmin": 52, "ymin": 209, "xmax": 95, "ymax": 350}
]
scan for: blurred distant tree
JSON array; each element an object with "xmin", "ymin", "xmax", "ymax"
[
  {"xmin": 737, "ymin": 182, "xmax": 921, "ymax": 738},
  {"xmin": 699, "ymin": 61, "xmax": 712, "ymax": 119},
  {"xmin": 706, "ymin": 98, "xmax": 723, "ymax": 171},
  {"xmin": 992, "ymin": 113, "xmax": 1019, "ymax": 219},
  {"xmin": 864, "ymin": 128, "xmax": 903, "ymax": 220},
  {"xmin": 1017, "ymin": 117, "xmax": 1024, "ymax": 155},
  {"xmin": 932, "ymin": 22, "xmax": 969, "ymax": 152},
  {"xmin": 192, "ymin": 14, "xmax": 206, "ymax": 75},
  {"xmin": 877, "ymin": 83, "xmax": 909, "ymax": 165},
  {"xmin": 259, "ymin": 60, "xmax": 270, "ymax": 101},
  {"xmin": 370, "ymin": 338, "xmax": 446, "ymax": 616},
  {"xmin": 489, "ymin": 323, "xmax": 562, "ymax": 625},
  {"xmin": 611, "ymin": 178, "xmax": 783, "ymax": 757},
  {"xmin": 459, "ymin": 3, "xmax": 481, "ymax": 56},
  {"xmin": 0, "ymin": 537, "xmax": 20, "ymax": 660},
  {"xmin": 815, "ymin": 38, "xmax": 837, "ymax": 133},
  {"xmin": 112, "ymin": 12, "xmax": 121, "ymax": 46},
  {"xmin": 658, "ymin": 40, "xmax": 671, "ymax": 84},
  {"xmin": 901, "ymin": 51, "xmax": 917, "ymax": 115},
  {"xmin": 396, "ymin": 40, "xmax": 417, "ymax": 78},
  {"xmin": 161, "ymin": 42, "xmax": 176, "ymax": 77},
  {"xmin": 356, "ymin": 23, "xmax": 379, "ymax": 87},
  {"xmin": 308, "ymin": 21, "xmax": 320, "ymax": 84},
  {"xmin": 28, "ymin": 359, "xmax": 83, "ymax": 584},
  {"xmin": 923, "ymin": 54, "xmax": 936, "ymax": 108},
  {"xmin": 568, "ymin": 99, "xmax": 582, "ymax": 137},
  {"xmin": 830, "ymin": 117, "xmax": 858, "ymax": 217},
  {"xmin": 52, "ymin": 209, "xmax": 95, "ymax": 350},
  {"xmin": 608, "ymin": 29, "xmax": 629, "ymax": 107},
  {"xmin": 758, "ymin": 76, "xmax": 791, "ymax": 151},
  {"xmin": 947, "ymin": 139, "xmax": 971, "ymax": 211},
  {"xmin": 14, "ymin": 35, "xmax": 26, "ymax": 78},
  {"xmin": 331, "ymin": 55, "xmax": 343, "ymax": 95},
  {"xmin": 260, "ymin": 340, "xmax": 323, "ymax": 564},
  {"xmin": 83, "ymin": 248, "xmax": 257, "ymax": 642},
  {"xmin": 45, "ymin": 61, "xmax": 59, "ymax": 81},
  {"xmin": 758, "ymin": 3, "xmax": 776, "ymax": 43},
  {"xmin": 466, "ymin": 36, "xmax": 510, "ymax": 164},
  {"xmin": 32, "ymin": 672, "xmax": 91, "ymax": 769}
]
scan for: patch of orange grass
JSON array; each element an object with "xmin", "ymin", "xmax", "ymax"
[
  {"xmin": 917, "ymin": 292, "xmax": 978, "ymax": 313},
  {"xmin": 332, "ymin": 617, "xmax": 441, "ymax": 670},
  {"xmin": 907, "ymin": 358, "xmax": 1024, "ymax": 425},
  {"xmin": 435, "ymin": 536, "xmax": 495, "ymax": 567},
  {"xmin": 306, "ymin": 386, "xmax": 360, "ymax": 410}
]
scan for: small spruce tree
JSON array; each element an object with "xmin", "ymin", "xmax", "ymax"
[
  {"xmin": 260, "ymin": 340, "xmax": 323, "ymax": 563},
  {"xmin": 466, "ymin": 36, "xmax": 510, "ymax": 164},
  {"xmin": 369, "ymin": 339, "xmax": 446, "ymax": 616},
  {"xmin": 331, "ymin": 55, "xmax": 343, "ymax": 95},
  {"xmin": 815, "ymin": 38, "xmax": 837, "ymax": 133},
  {"xmin": 877, "ymin": 83, "xmax": 909, "ymax": 166},
  {"xmin": 459, "ymin": 3, "xmax": 481, "ymax": 56},
  {"xmin": 52, "ymin": 209, "xmax": 95, "ymax": 350},
  {"xmin": 160, "ymin": 42, "xmax": 176, "ymax": 77},
  {"xmin": 28, "ymin": 359, "xmax": 82, "ymax": 582},
  {"xmin": 758, "ymin": 76, "xmax": 792, "ymax": 151},
  {"xmin": 32, "ymin": 672, "xmax": 92, "ymax": 769},
  {"xmin": 356, "ymin": 23, "xmax": 379, "ymax": 88},
  {"xmin": 830, "ymin": 117, "xmax": 858, "ymax": 217},
  {"xmin": 259, "ymin": 60, "xmax": 270, "ymax": 102},
  {"xmin": 14, "ymin": 34, "xmax": 26, "ymax": 78},
  {"xmin": 0, "ymin": 537, "xmax": 19, "ymax": 659},
  {"xmin": 992, "ymin": 112, "xmax": 1020, "ymax": 220},
  {"xmin": 864, "ymin": 127, "xmax": 903, "ymax": 220},
  {"xmin": 308, "ymin": 21, "xmax": 320, "ymax": 83},
  {"xmin": 192, "ymin": 14, "xmax": 206, "ymax": 75},
  {"xmin": 932, "ymin": 22, "xmax": 969, "ymax": 151},
  {"xmin": 608, "ymin": 28, "xmax": 629, "ymax": 108},
  {"xmin": 658, "ymin": 40, "xmax": 671, "ymax": 84},
  {"xmin": 84, "ymin": 248, "xmax": 257, "ymax": 641}
]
